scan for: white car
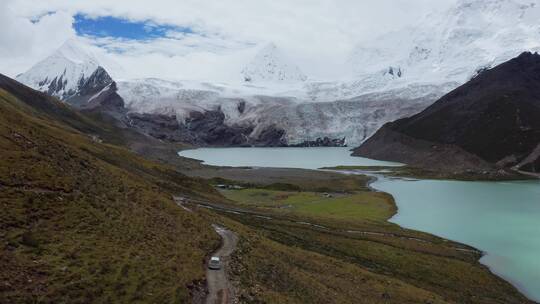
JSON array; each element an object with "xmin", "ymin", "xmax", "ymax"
[{"xmin": 208, "ymin": 256, "xmax": 221, "ymax": 270}]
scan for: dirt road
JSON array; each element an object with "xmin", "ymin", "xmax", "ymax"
[{"xmin": 206, "ymin": 225, "xmax": 238, "ymax": 304}]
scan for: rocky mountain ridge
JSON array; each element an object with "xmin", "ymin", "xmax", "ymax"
[{"xmin": 354, "ymin": 52, "xmax": 540, "ymax": 175}]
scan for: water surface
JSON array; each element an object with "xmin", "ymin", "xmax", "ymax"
[
  {"xmin": 179, "ymin": 147, "xmax": 401, "ymax": 169},
  {"xmin": 179, "ymin": 147, "xmax": 540, "ymax": 301},
  {"xmin": 373, "ymin": 177, "xmax": 540, "ymax": 300}
]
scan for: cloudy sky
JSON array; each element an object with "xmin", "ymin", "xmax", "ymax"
[{"xmin": 0, "ymin": 0, "xmax": 457, "ymax": 81}]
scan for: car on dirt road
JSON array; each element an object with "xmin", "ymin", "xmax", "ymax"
[{"xmin": 208, "ymin": 256, "xmax": 221, "ymax": 270}]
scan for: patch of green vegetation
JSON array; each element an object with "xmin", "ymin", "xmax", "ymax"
[
  {"xmin": 0, "ymin": 87, "xmax": 221, "ymax": 303},
  {"xmin": 220, "ymin": 188, "xmax": 394, "ymax": 223},
  {"xmin": 219, "ymin": 188, "xmax": 286, "ymax": 206},
  {"xmin": 288, "ymin": 192, "xmax": 394, "ymax": 222}
]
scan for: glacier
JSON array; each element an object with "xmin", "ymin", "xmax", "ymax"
[{"xmin": 15, "ymin": 0, "xmax": 540, "ymax": 146}]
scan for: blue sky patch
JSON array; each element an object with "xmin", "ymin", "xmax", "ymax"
[{"xmin": 74, "ymin": 14, "xmax": 193, "ymax": 40}]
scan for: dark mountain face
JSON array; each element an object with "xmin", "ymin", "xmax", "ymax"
[
  {"xmin": 127, "ymin": 110, "xmax": 289, "ymax": 147},
  {"xmin": 37, "ymin": 65, "xmax": 115, "ymax": 105},
  {"xmin": 63, "ymin": 66, "xmax": 122, "ymax": 111},
  {"xmin": 355, "ymin": 52, "xmax": 540, "ymax": 174},
  {"xmin": 77, "ymin": 66, "xmax": 113, "ymax": 96}
]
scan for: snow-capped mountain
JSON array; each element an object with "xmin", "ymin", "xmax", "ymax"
[
  {"xmin": 241, "ymin": 43, "xmax": 307, "ymax": 83},
  {"xmin": 15, "ymin": 0, "xmax": 540, "ymax": 146},
  {"xmin": 16, "ymin": 39, "xmax": 108, "ymax": 101},
  {"xmin": 347, "ymin": 0, "xmax": 540, "ymax": 92},
  {"xmin": 15, "ymin": 39, "xmax": 123, "ymax": 110}
]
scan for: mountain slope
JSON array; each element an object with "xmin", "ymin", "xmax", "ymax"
[
  {"xmin": 354, "ymin": 52, "xmax": 540, "ymax": 175},
  {"xmin": 0, "ymin": 74, "xmax": 221, "ymax": 303}
]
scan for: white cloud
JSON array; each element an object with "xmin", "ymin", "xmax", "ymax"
[
  {"xmin": 77, "ymin": 32, "xmax": 258, "ymax": 81},
  {"xmin": 0, "ymin": 0, "xmax": 75, "ymax": 76},
  {"xmin": 1, "ymin": 0, "xmax": 458, "ymax": 79}
]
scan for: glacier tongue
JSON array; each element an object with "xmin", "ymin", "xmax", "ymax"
[{"xmin": 115, "ymin": 78, "xmax": 453, "ymax": 146}]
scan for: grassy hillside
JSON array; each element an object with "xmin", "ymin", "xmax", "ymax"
[{"xmin": 0, "ymin": 78, "xmax": 222, "ymax": 303}]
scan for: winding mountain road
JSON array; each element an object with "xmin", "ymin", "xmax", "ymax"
[{"xmin": 206, "ymin": 225, "xmax": 238, "ymax": 304}]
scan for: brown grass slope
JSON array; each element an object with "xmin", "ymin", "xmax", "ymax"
[{"xmin": 0, "ymin": 74, "xmax": 221, "ymax": 303}]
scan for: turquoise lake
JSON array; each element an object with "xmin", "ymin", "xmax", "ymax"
[
  {"xmin": 179, "ymin": 147, "xmax": 540, "ymax": 301},
  {"xmin": 179, "ymin": 147, "xmax": 402, "ymax": 168}
]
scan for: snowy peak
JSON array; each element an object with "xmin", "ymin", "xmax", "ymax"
[
  {"xmin": 16, "ymin": 39, "xmax": 105, "ymax": 101},
  {"xmin": 346, "ymin": 0, "xmax": 540, "ymax": 94},
  {"xmin": 437, "ymin": 0, "xmax": 540, "ymax": 41},
  {"xmin": 55, "ymin": 38, "xmax": 99, "ymax": 65},
  {"xmin": 451, "ymin": 0, "xmax": 539, "ymax": 21},
  {"xmin": 241, "ymin": 43, "xmax": 307, "ymax": 83}
]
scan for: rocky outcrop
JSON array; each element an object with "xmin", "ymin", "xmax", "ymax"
[
  {"xmin": 184, "ymin": 110, "xmax": 252, "ymax": 146},
  {"xmin": 45, "ymin": 74, "xmax": 68, "ymax": 97},
  {"xmin": 77, "ymin": 67, "xmax": 113, "ymax": 97},
  {"xmin": 354, "ymin": 52, "xmax": 540, "ymax": 174},
  {"xmin": 127, "ymin": 109, "xmax": 288, "ymax": 147},
  {"xmin": 83, "ymin": 82, "xmax": 125, "ymax": 112},
  {"xmin": 65, "ymin": 66, "xmax": 117, "ymax": 108},
  {"xmin": 251, "ymin": 126, "xmax": 287, "ymax": 147},
  {"xmin": 127, "ymin": 113, "xmax": 194, "ymax": 143},
  {"xmin": 515, "ymin": 143, "xmax": 540, "ymax": 173}
]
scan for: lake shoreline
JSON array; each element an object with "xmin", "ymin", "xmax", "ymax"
[
  {"xmin": 365, "ymin": 170, "xmax": 538, "ymax": 301},
  {"xmin": 332, "ymin": 168, "xmax": 537, "ymax": 302},
  {"xmin": 178, "ymin": 147, "xmax": 539, "ymax": 302},
  {"xmin": 372, "ymin": 173, "xmax": 540, "ymax": 302},
  {"xmin": 330, "ymin": 169, "xmax": 486, "ymax": 254},
  {"xmin": 321, "ymin": 165, "xmax": 537, "ymax": 181}
]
